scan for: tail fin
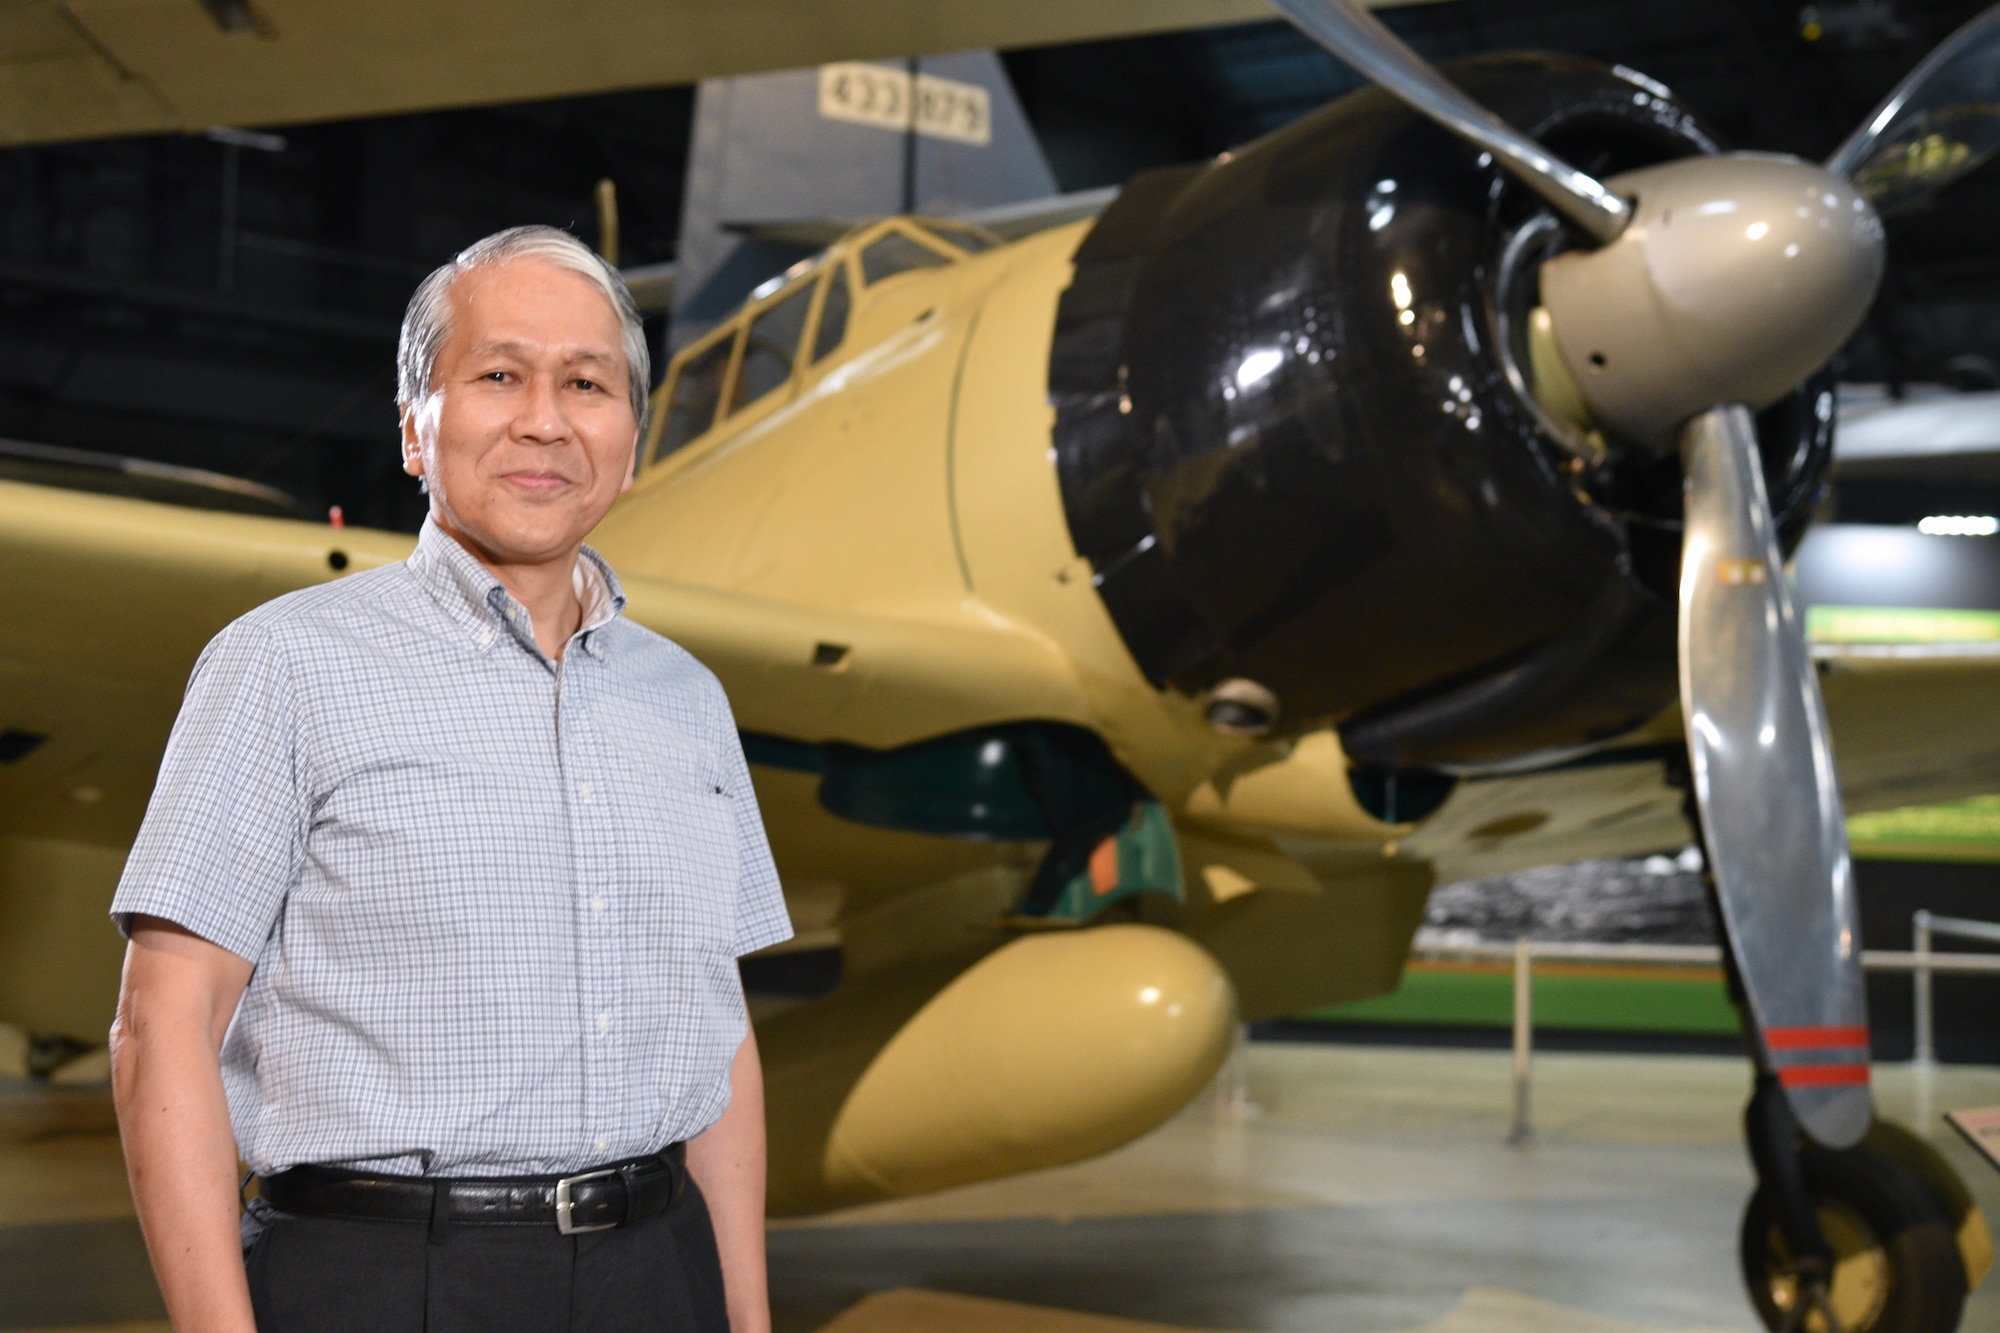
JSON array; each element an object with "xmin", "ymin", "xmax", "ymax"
[{"xmin": 670, "ymin": 50, "xmax": 1058, "ymax": 346}]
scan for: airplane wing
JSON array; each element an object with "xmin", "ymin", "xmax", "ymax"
[
  {"xmin": 1394, "ymin": 745, "xmax": 1693, "ymax": 887},
  {"xmin": 0, "ymin": 476, "xmax": 1100, "ymax": 1047},
  {"xmin": 1398, "ymin": 641, "xmax": 2000, "ymax": 883},
  {"xmin": 1816, "ymin": 641, "xmax": 2000, "ymax": 814},
  {"xmin": 15, "ymin": 471, "xmax": 1992, "ymax": 878},
  {"xmin": 4, "ymin": 0, "xmax": 1292, "ymax": 148},
  {"xmin": 0, "ymin": 479, "xmax": 1089, "ymax": 850},
  {"xmin": 0, "ymin": 480, "xmax": 411, "ymax": 847}
]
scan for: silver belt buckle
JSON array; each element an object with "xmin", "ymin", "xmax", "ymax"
[{"xmin": 554, "ymin": 1167, "xmax": 620, "ymax": 1235}]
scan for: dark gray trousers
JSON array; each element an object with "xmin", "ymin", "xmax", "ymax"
[{"xmin": 243, "ymin": 1178, "xmax": 729, "ymax": 1332}]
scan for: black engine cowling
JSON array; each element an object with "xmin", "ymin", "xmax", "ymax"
[{"xmin": 1050, "ymin": 54, "xmax": 1835, "ymax": 770}]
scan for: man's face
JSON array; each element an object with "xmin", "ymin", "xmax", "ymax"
[{"xmin": 402, "ymin": 256, "xmax": 638, "ymax": 564}]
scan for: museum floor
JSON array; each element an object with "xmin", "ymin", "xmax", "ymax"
[{"xmin": 3, "ymin": 1041, "xmax": 1996, "ymax": 1333}]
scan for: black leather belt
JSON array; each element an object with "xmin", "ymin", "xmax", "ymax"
[{"xmin": 256, "ymin": 1144, "xmax": 686, "ymax": 1235}]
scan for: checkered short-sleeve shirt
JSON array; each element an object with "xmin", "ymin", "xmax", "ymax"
[{"xmin": 111, "ymin": 518, "xmax": 793, "ymax": 1177}]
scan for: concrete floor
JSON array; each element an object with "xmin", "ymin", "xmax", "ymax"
[{"xmin": 3, "ymin": 1040, "xmax": 1997, "ymax": 1332}]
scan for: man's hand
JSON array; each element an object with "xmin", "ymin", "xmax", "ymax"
[
  {"xmin": 686, "ymin": 1027, "xmax": 773, "ymax": 1333},
  {"xmin": 111, "ymin": 915, "xmax": 257, "ymax": 1333}
]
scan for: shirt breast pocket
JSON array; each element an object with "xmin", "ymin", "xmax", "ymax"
[{"xmin": 620, "ymin": 735, "xmax": 741, "ymax": 950}]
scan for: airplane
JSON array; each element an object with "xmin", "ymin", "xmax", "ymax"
[
  {"xmin": 4, "ymin": 1, "xmax": 2000, "ymax": 1329},
  {"xmin": 0, "ymin": 0, "xmax": 1274, "ymax": 148}
]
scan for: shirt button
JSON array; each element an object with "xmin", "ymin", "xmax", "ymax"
[
  {"xmin": 578, "ymin": 783, "xmax": 593, "ymax": 802},
  {"xmin": 595, "ymin": 1137, "xmax": 608, "ymax": 1154},
  {"xmin": 596, "ymin": 1013, "xmax": 611, "ymax": 1034},
  {"xmin": 476, "ymin": 628, "xmax": 495, "ymax": 648},
  {"xmin": 590, "ymin": 896, "xmax": 605, "ymax": 914}
]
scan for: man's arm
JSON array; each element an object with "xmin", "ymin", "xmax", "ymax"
[
  {"xmin": 685, "ymin": 1026, "xmax": 772, "ymax": 1333},
  {"xmin": 110, "ymin": 915, "xmax": 256, "ymax": 1333}
]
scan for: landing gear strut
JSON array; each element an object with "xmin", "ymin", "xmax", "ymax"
[{"xmin": 1739, "ymin": 1082, "xmax": 1979, "ymax": 1333}]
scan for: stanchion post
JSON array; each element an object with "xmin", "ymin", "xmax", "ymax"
[
  {"xmin": 1509, "ymin": 935, "xmax": 1533, "ymax": 1145},
  {"xmin": 1914, "ymin": 909, "xmax": 1935, "ymax": 1068}
]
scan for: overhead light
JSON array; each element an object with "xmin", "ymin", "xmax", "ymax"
[
  {"xmin": 205, "ymin": 126, "xmax": 286, "ymax": 153},
  {"xmin": 1234, "ymin": 348, "xmax": 1283, "ymax": 390},
  {"xmin": 1917, "ymin": 515, "xmax": 1999, "ymax": 536}
]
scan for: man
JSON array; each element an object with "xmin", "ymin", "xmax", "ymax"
[{"xmin": 108, "ymin": 225, "xmax": 792, "ymax": 1332}]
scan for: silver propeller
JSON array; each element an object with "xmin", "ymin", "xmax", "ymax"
[
  {"xmin": 1259, "ymin": 0, "xmax": 1995, "ymax": 1151},
  {"xmin": 1678, "ymin": 407, "xmax": 1870, "ymax": 1147},
  {"xmin": 1261, "ymin": 0, "xmax": 1631, "ymax": 244},
  {"xmin": 1828, "ymin": 3, "xmax": 2000, "ymax": 211}
]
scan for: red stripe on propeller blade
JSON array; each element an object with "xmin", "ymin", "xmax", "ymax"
[
  {"xmin": 1764, "ymin": 1026, "xmax": 1870, "ymax": 1050},
  {"xmin": 1777, "ymin": 1064, "xmax": 1872, "ymax": 1088}
]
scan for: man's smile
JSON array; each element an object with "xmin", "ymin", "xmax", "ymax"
[{"xmin": 500, "ymin": 470, "xmax": 574, "ymax": 494}]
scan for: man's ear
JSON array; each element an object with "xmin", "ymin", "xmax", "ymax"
[
  {"xmin": 399, "ymin": 407, "xmax": 424, "ymax": 479},
  {"xmin": 621, "ymin": 428, "xmax": 641, "ymax": 493}
]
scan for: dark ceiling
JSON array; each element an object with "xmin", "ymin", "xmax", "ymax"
[
  {"xmin": 0, "ymin": 89, "xmax": 692, "ymax": 530},
  {"xmin": 0, "ymin": 0, "xmax": 1992, "ymax": 529}
]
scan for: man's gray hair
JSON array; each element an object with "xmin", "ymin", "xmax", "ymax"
[{"xmin": 396, "ymin": 224, "xmax": 651, "ymax": 430}]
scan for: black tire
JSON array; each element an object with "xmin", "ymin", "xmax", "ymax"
[{"xmin": 1739, "ymin": 1122, "xmax": 1972, "ymax": 1333}]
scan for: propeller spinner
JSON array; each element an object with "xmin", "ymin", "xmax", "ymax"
[{"xmin": 1263, "ymin": 0, "xmax": 2000, "ymax": 1151}]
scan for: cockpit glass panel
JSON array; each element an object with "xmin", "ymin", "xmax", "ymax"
[
  {"xmin": 810, "ymin": 268, "xmax": 852, "ymax": 364},
  {"xmin": 921, "ymin": 220, "xmax": 1001, "ymax": 254},
  {"xmin": 658, "ymin": 333, "xmax": 733, "ymax": 457},
  {"xmin": 730, "ymin": 280, "xmax": 814, "ymax": 413},
  {"xmin": 859, "ymin": 231, "xmax": 952, "ymax": 286}
]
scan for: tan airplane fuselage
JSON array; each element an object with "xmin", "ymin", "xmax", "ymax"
[{"xmin": 594, "ymin": 219, "xmax": 1433, "ymax": 1211}]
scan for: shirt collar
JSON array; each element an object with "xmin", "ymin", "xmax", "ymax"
[
  {"xmin": 408, "ymin": 516, "xmax": 627, "ymax": 658},
  {"xmin": 573, "ymin": 545, "xmax": 623, "ymax": 636}
]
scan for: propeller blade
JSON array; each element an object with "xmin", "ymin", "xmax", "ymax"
[
  {"xmin": 1263, "ymin": 0, "xmax": 1630, "ymax": 244},
  {"xmin": 1679, "ymin": 406, "xmax": 1869, "ymax": 1149},
  {"xmin": 1826, "ymin": 2, "xmax": 2000, "ymax": 211}
]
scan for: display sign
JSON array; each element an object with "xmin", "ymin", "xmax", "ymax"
[
  {"xmin": 1947, "ymin": 1106, "xmax": 2000, "ymax": 1175},
  {"xmin": 817, "ymin": 63, "xmax": 991, "ymax": 145}
]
